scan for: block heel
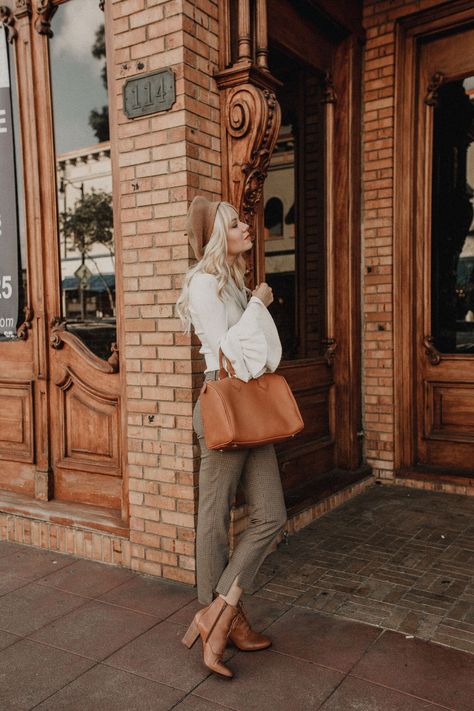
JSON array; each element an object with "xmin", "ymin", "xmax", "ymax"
[{"xmin": 182, "ymin": 618, "xmax": 199, "ymax": 648}]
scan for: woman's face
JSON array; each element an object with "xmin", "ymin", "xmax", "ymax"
[{"xmin": 226, "ymin": 211, "xmax": 253, "ymax": 257}]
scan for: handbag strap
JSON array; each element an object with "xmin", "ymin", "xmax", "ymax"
[{"xmin": 218, "ymin": 348, "xmax": 236, "ymax": 379}]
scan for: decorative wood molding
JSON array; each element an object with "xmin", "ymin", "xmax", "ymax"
[
  {"xmin": 321, "ymin": 72, "xmax": 336, "ymax": 104},
  {"xmin": 16, "ymin": 305, "xmax": 34, "ymax": 341},
  {"xmin": 322, "ymin": 338, "xmax": 337, "ymax": 367},
  {"xmin": 215, "ymin": 65, "xmax": 281, "ymax": 234},
  {"xmin": 0, "ymin": 6, "xmax": 17, "ymax": 42},
  {"xmin": 35, "ymin": 0, "xmax": 57, "ymax": 37},
  {"xmin": 424, "ymin": 71, "xmax": 444, "ymax": 107},
  {"xmin": 50, "ymin": 318, "xmax": 119, "ymax": 374},
  {"xmin": 108, "ymin": 342, "xmax": 119, "ymax": 370},
  {"xmin": 0, "ymin": 380, "xmax": 34, "ymax": 463},
  {"xmin": 423, "ymin": 335, "xmax": 441, "ymax": 366},
  {"xmin": 215, "ymin": 1, "xmax": 281, "ymax": 241},
  {"xmin": 15, "ymin": 0, "xmax": 32, "ymax": 17}
]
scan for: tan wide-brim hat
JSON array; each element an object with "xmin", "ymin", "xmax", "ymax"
[{"xmin": 186, "ymin": 196, "xmax": 221, "ymax": 260}]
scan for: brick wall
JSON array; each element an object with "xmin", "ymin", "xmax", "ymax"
[
  {"xmin": 361, "ymin": 0, "xmax": 449, "ymax": 480},
  {"xmin": 111, "ymin": 0, "xmax": 221, "ymax": 584}
]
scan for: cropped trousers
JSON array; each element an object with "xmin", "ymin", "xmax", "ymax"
[{"xmin": 193, "ymin": 371, "xmax": 288, "ymax": 605}]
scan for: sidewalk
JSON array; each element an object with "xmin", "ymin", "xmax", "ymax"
[{"xmin": 0, "ymin": 484, "xmax": 473, "ymax": 710}]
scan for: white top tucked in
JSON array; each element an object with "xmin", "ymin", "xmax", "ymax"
[{"xmin": 188, "ymin": 272, "xmax": 282, "ymax": 382}]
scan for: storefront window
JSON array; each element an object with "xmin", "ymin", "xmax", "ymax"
[
  {"xmin": 0, "ymin": 28, "xmax": 27, "ymax": 341},
  {"xmin": 264, "ymin": 47, "xmax": 326, "ymax": 361},
  {"xmin": 431, "ymin": 75, "xmax": 474, "ymax": 353},
  {"xmin": 49, "ymin": 0, "xmax": 115, "ymax": 360}
]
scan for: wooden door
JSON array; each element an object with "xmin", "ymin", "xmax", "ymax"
[
  {"xmin": 414, "ymin": 23, "xmax": 474, "ymax": 473},
  {"xmin": 42, "ymin": 0, "xmax": 125, "ymax": 514},
  {"xmin": 260, "ymin": 2, "xmax": 364, "ymax": 508}
]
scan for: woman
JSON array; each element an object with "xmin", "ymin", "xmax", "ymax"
[{"xmin": 176, "ymin": 196, "xmax": 287, "ymax": 678}]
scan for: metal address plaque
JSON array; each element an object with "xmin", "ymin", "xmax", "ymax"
[{"xmin": 123, "ymin": 68, "xmax": 176, "ymax": 119}]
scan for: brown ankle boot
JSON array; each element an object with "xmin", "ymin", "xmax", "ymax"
[
  {"xmin": 181, "ymin": 596, "xmax": 239, "ymax": 678},
  {"xmin": 228, "ymin": 601, "xmax": 272, "ymax": 651}
]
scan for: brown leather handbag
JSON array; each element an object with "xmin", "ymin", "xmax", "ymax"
[{"xmin": 199, "ymin": 351, "xmax": 304, "ymax": 450}]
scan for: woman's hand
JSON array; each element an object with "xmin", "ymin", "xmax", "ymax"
[{"xmin": 252, "ymin": 282, "xmax": 274, "ymax": 307}]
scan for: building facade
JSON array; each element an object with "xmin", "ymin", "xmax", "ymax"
[{"xmin": 0, "ymin": 0, "xmax": 473, "ymax": 585}]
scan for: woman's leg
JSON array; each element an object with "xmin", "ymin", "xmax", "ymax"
[
  {"xmin": 193, "ymin": 399, "xmax": 248, "ymax": 604},
  {"xmin": 214, "ymin": 443, "xmax": 287, "ymax": 598}
]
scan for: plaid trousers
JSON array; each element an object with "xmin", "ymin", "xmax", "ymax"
[{"xmin": 193, "ymin": 371, "xmax": 287, "ymax": 605}]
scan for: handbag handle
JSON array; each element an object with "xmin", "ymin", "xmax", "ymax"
[{"xmin": 218, "ymin": 348, "xmax": 236, "ymax": 379}]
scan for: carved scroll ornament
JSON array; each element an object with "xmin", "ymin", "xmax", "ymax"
[
  {"xmin": 224, "ymin": 83, "xmax": 281, "ymax": 233},
  {"xmin": 16, "ymin": 305, "xmax": 33, "ymax": 340},
  {"xmin": 50, "ymin": 318, "xmax": 119, "ymax": 373},
  {"xmin": 322, "ymin": 338, "xmax": 337, "ymax": 367},
  {"xmin": 35, "ymin": 0, "xmax": 57, "ymax": 37},
  {"xmin": 424, "ymin": 72, "xmax": 445, "ymax": 107},
  {"xmin": 423, "ymin": 335, "xmax": 441, "ymax": 365},
  {"xmin": 0, "ymin": 5, "xmax": 17, "ymax": 42},
  {"xmin": 321, "ymin": 72, "xmax": 336, "ymax": 105},
  {"xmin": 15, "ymin": 0, "xmax": 31, "ymax": 16}
]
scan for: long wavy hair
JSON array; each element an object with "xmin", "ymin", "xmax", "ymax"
[{"xmin": 176, "ymin": 201, "xmax": 249, "ymax": 332}]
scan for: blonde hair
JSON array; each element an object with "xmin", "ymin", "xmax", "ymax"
[{"xmin": 176, "ymin": 201, "xmax": 249, "ymax": 332}]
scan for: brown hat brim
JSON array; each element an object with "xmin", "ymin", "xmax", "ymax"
[{"xmin": 186, "ymin": 196, "xmax": 221, "ymax": 260}]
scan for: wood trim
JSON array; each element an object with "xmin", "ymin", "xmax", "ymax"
[
  {"xmin": 9, "ymin": 4, "xmax": 54, "ymax": 495},
  {"xmin": 0, "ymin": 380, "xmax": 34, "ymax": 463},
  {"xmin": 323, "ymin": 70, "xmax": 336, "ymax": 365},
  {"xmin": 394, "ymin": 21, "xmax": 416, "ymax": 470},
  {"xmin": 103, "ymin": 0, "xmax": 128, "ymax": 524},
  {"xmin": 396, "ymin": 467, "xmax": 474, "ymax": 489},
  {"xmin": 49, "ymin": 321, "xmax": 118, "ymax": 373},
  {"xmin": 295, "ymin": 66, "xmax": 306, "ymax": 354},
  {"xmin": 0, "ymin": 488, "xmax": 129, "ymax": 536},
  {"xmin": 393, "ymin": 1, "xmax": 474, "ymax": 470},
  {"xmin": 331, "ymin": 33, "xmax": 362, "ymax": 470}
]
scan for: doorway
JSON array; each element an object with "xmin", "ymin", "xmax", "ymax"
[
  {"xmin": 395, "ymin": 5, "xmax": 474, "ymax": 481},
  {"xmin": 260, "ymin": 1, "xmax": 364, "ymax": 511}
]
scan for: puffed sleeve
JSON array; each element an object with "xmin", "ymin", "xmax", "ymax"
[
  {"xmin": 220, "ymin": 297, "xmax": 281, "ymax": 381},
  {"xmin": 189, "ymin": 274, "xmax": 282, "ymax": 381}
]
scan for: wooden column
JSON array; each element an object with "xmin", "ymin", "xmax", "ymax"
[{"xmin": 215, "ymin": 1, "xmax": 281, "ymax": 271}]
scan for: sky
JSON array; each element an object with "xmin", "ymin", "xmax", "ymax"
[{"xmin": 50, "ymin": 0, "xmax": 108, "ymax": 155}]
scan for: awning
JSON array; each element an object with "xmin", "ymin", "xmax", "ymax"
[{"xmin": 62, "ymin": 273, "xmax": 115, "ymax": 292}]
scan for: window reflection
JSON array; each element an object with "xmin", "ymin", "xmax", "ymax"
[
  {"xmin": 264, "ymin": 48, "xmax": 326, "ymax": 360},
  {"xmin": 431, "ymin": 75, "xmax": 474, "ymax": 353},
  {"xmin": 50, "ymin": 0, "xmax": 115, "ymax": 360},
  {"xmin": 4, "ymin": 34, "xmax": 27, "ymax": 335}
]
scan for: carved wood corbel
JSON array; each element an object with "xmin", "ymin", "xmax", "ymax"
[
  {"xmin": 215, "ymin": 1, "xmax": 281, "ymax": 244},
  {"xmin": 16, "ymin": 305, "xmax": 34, "ymax": 340},
  {"xmin": 15, "ymin": 0, "xmax": 32, "ymax": 18},
  {"xmin": 50, "ymin": 317, "xmax": 119, "ymax": 373},
  {"xmin": 0, "ymin": 5, "xmax": 17, "ymax": 42},
  {"xmin": 219, "ymin": 76, "xmax": 281, "ymax": 232},
  {"xmin": 424, "ymin": 72, "xmax": 445, "ymax": 107},
  {"xmin": 35, "ymin": 0, "xmax": 57, "ymax": 37},
  {"xmin": 423, "ymin": 335, "xmax": 441, "ymax": 365},
  {"xmin": 321, "ymin": 72, "xmax": 336, "ymax": 104},
  {"xmin": 322, "ymin": 337, "xmax": 337, "ymax": 367}
]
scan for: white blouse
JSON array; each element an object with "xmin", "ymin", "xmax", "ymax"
[{"xmin": 188, "ymin": 272, "xmax": 282, "ymax": 382}]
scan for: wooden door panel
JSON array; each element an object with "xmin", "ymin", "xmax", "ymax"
[
  {"xmin": 415, "ymin": 21, "xmax": 474, "ymax": 473},
  {"xmin": 53, "ymin": 469, "xmax": 122, "ymax": 509},
  {"xmin": 0, "ymin": 381, "xmax": 34, "ymax": 463},
  {"xmin": 50, "ymin": 327, "xmax": 121, "ymax": 509},
  {"xmin": 57, "ymin": 370, "xmax": 120, "ymax": 471},
  {"xmin": 426, "ymin": 381, "xmax": 474, "ymax": 442},
  {"xmin": 278, "ymin": 361, "xmax": 335, "ymax": 481}
]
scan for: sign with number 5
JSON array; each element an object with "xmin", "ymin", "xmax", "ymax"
[{"xmin": 0, "ymin": 28, "xmax": 20, "ymax": 340}]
